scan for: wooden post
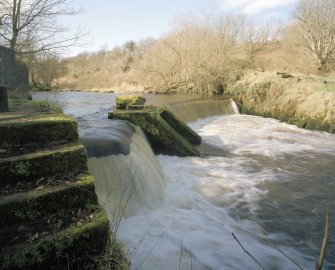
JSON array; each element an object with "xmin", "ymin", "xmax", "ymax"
[{"xmin": 0, "ymin": 86, "xmax": 8, "ymax": 112}]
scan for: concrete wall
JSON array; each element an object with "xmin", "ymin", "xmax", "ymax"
[
  {"xmin": 0, "ymin": 46, "xmax": 28, "ymax": 92},
  {"xmin": 0, "ymin": 46, "xmax": 17, "ymax": 90}
]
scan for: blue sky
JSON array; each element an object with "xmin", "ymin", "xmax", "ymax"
[{"xmin": 64, "ymin": 0, "xmax": 299, "ymax": 55}]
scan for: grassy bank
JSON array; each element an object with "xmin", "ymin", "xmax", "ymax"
[{"xmin": 226, "ymin": 71, "xmax": 335, "ymax": 133}]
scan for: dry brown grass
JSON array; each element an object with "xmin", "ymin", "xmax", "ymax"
[
  {"xmin": 55, "ymin": 12, "xmax": 335, "ymax": 97},
  {"xmin": 227, "ymin": 71, "xmax": 335, "ymax": 130}
]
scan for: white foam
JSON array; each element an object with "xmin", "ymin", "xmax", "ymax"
[{"xmin": 115, "ymin": 115, "xmax": 335, "ymax": 269}]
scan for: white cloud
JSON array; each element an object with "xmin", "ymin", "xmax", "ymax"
[
  {"xmin": 221, "ymin": 0, "xmax": 255, "ymax": 10},
  {"xmin": 221, "ymin": 0, "xmax": 299, "ymax": 14}
]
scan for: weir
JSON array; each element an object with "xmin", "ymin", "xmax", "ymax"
[
  {"xmin": 85, "ymin": 97, "xmax": 239, "ymax": 221},
  {"xmin": 84, "ymin": 123, "xmax": 164, "ymax": 219},
  {"xmin": 109, "ymin": 107, "xmax": 201, "ymax": 157},
  {"xmin": 31, "ymin": 91, "xmax": 335, "ymax": 269},
  {"xmin": 82, "ymin": 99, "xmax": 239, "ymax": 220},
  {"xmin": 167, "ymin": 98, "xmax": 239, "ymax": 123}
]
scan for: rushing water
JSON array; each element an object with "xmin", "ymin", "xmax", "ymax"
[{"xmin": 33, "ymin": 91, "xmax": 335, "ymax": 270}]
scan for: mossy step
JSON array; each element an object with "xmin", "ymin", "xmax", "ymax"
[
  {"xmin": 0, "ymin": 211, "xmax": 118, "ymax": 270},
  {"xmin": 0, "ymin": 114, "xmax": 79, "ymax": 148},
  {"xmin": 0, "ymin": 144, "xmax": 87, "ymax": 188},
  {"xmin": 0, "ymin": 175, "xmax": 97, "ymax": 227},
  {"xmin": 115, "ymin": 95, "xmax": 146, "ymax": 110},
  {"xmin": 109, "ymin": 107, "xmax": 201, "ymax": 157}
]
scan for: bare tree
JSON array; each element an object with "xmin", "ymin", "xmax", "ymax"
[
  {"xmin": 293, "ymin": 0, "xmax": 335, "ymax": 71},
  {"xmin": 140, "ymin": 13, "xmax": 246, "ymax": 94},
  {"xmin": 33, "ymin": 55, "xmax": 67, "ymax": 88},
  {"xmin": 0, "ymin": 0, "xmax": 84, "ymax": 55},
  {"xmin": 243, "ymin": 19, "xmax": 282, "ymax": 63},
  {"xmin": 120, "ymin": 40, "xmax": 136, "ymax": 71}
]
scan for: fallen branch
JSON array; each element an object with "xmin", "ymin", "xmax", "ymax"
[
  {"xmin": 232, "ymin": 232, "xmax": 266, "ymax": 270},
  {"xmin": 253, "ymin": 222, "xmax": 303, "ymax": 270},
  {"xmin": 315, "ymin": 208, "xmax": 329, "ymax": 270}
]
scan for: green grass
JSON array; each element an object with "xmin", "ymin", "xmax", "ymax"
[{"xmin": 321, "ymin": 84, "xmax": 335, "ymax": 93}]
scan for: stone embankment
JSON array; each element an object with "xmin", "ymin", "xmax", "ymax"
[{"xmin": 0, "ymin": 108, "xmax": 127, "ymax": 269}]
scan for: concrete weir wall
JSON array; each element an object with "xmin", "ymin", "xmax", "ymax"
[{"xmin": 109, "ymin": 107, "xmax": 201, "ymax": 157}]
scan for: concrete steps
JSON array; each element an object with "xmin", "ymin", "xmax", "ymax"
[
  {"xmin": 0, "ymin": 143, "xmax": 87, "ymax": 188},
  {"xmin": 0, "ymin": 174, "xmax": 96, "ymax": 226},
  {"xmin": 1, "ymin": 211, "xmax": 110, "ymax": 270},
  {"xmin": 0, "ymin": 112, "xmax": 126, "ymax": 269},
  {"xmin": 0, "ymin": 114, "xmax": 78, "ymax": 149}
]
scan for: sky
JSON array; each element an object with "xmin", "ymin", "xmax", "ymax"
[{"xmin": 63, "ymin": 0, "xmax": 300, "ymax": 55}]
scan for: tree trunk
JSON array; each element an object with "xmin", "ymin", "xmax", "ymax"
[
  {"xmin": 317, "ymin": 58, "xmax": 327, "ymax": 71},
  {"xmin": 0, "ymin": 86, "xmax": 9, "ymax": 112}
]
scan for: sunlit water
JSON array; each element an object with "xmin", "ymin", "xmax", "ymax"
[{"xmin": 33, "ymin": 91, "xmax": 335, "ymax": 269}]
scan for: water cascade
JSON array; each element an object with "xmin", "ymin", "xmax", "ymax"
[
  {"xmin": 84, "ymin": 122, "xmax": 164, "ymax": 219},
  {"xmin": 167, "ymin": 98, "xmax": 239, "ymax": 123},
  {"xmin": 32, "ymin": 91, "xmax": 335, "ymax": 270}
]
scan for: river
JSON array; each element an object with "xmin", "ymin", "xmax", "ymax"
[{"xmin": 33, "ymin": 91, "xmax": 335, "ymax": 270}]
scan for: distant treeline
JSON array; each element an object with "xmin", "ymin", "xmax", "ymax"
[{"xmin": 54, "ymin": 1, "xmax": 335, "ymax": 93}]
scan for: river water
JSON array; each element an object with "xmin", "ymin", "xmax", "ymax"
[{"xmin": 33, "ymin": 91, "xmax": 335, "ymax": 270}]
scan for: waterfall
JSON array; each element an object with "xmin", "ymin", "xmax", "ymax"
[
  {"xmin": 83, "ymin": 122, "xmax": 164, "ymax": 220},
  {"xmin": 167, "ymin": 98, "xmax": 239, "ymax": 123},
  {"xmin": 32, "ymin": 91, "xmax": 335, "ymax": 269},
  {"xmin": 81, "ymin": 98, "xmax": 240, "ymax": 221},
  {"xmin": 83, "ymin": 98, "xmax": 239, "ymax": 220},
  {"xmin": 230, "ymin": 98, "xmax": 240, "ymax": 115}
]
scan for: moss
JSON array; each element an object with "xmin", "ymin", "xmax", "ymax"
[
  {"xmin": 160, "ymin": 109, "xmax": 201, "ymax": 145},
  {"xmin": 0, "ymin": 143, "xmax": 88, "ymax": 188},
  {"xmin": 12, "ymin": 160, "xmax": 31, "ymax": 176},
  {"xmin": 109, "ymin": 107, "xmax": 200, "ymax": 157},
  {"xmin": 0, "ymin": 114, "xmax": 78, "ymax": 148},
  {"xmin": 0, "ymin": 104, "xmax": 128, "ymax": 269},
  {"xmin": 0, "ymin": 211, "xmax": 116, "ymax": 270},
  {"xmin": 115, "ymin": 95, "xmax": 146, "ymax": 110},
  {"xmin": 0, "ymin": 175, "xmax": 97, "ymax": 226},
  {"xmin": 8, "ymin": 98, "xmax": 62, "ymax": 114}
]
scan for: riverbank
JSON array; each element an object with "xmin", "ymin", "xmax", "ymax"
[
  {"xmin": 36, "ymin": 69, "xmax": 335, "ymax": 135},
  {"xmin": 56, "ymin": 81, "xmax": 146, "ymax": 94},
  {"xmin": 225, "ymin": 71, "xmax": 335, "ymax": 133}
]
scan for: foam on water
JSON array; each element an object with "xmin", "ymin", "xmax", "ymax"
[
  {"xmin": 32, "ymin": 92, "xmax": 335, "ymax": 269},
  {"xmin": 116, "ymin": 114, "xmax": 335, "ymax": 270}
]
